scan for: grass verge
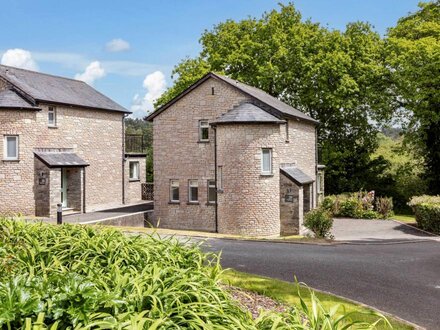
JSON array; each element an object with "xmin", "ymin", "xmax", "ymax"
[
  {"xmin": 221, "ymin": 269, "xmax": 414, "ymax": 330},
  {"xmin": 392, "ymin": 214, "xmax": 416, "ymax": 223}
]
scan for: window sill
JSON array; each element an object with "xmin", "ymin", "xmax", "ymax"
[
  {"xmin": 206, "ymin": 202, "xmax": 216, "ymax": 206},
  {"xmin": 260, "ymin": 173, "xmax": 274, "ymax": 177},
  {"xmin": 2, "ymin": 159, "xmax": 19, "ymax": 162},
  {"xmin": 187, "ymin": 201, "xmax": 199, "ymax": 205},
  {"xmin": 48, "ymin": 125, "xmax": 58, "ymax": 129},
  {"xmin": 197, "ymin": 140, "xmax": 210, "ymax": 144},
  {"xmin": 169, "ymin": 201, "xmax": 180, "ymax": 205},
  {"xmin": 129, "ymin": 179, "xmax": 140, "ymax": 182}
]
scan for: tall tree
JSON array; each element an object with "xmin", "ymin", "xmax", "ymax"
[{"xmin": 387, "ymin": 1, "xmax": 440, "ymax": 194}]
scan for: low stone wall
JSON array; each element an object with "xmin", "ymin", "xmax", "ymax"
[{"xmin": 79, "ymin": 210, "xmax": 152, "ymax": 227}]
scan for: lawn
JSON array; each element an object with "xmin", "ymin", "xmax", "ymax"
[
  {"xmin": 391, "ymin": 214, "xmax": 416, "ymax": 224},
  {"xmin": 221, "ymin": 270, "xmax": 413, "ymax": 330},
  {"xmin": 0, "ymin": 218, "xmax": 402, "ymax": 329}
]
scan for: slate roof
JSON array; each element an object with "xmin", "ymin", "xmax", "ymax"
[
  {"xmin": 280, "ymin": 167, "xmax": 314, "ymax": 185},
  {"xmin": 0, "ymin": 89, "xmax": 40, "ymax": 110},
  {"xmin": 210, "ymin": 102, "xmax": 286, "ymax": 125},
  {"xmin": 146, "ymin": 72, "xmax": 318, "ymax": 124},
  {"xmin": 34, "ymin": 151, "xmax": 89, "ymax": 168},
  {"xmin": 0, "ymin": 65, "xmax": 129, "ymax": 113}
]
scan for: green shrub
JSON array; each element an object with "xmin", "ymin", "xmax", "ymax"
[
  {"xmin": 321, "ymin": 192, "xmax": 393, "ymax": 219},
  {"xmin": 408, "ymin": 195, "xmax": 440, "ymax": 234},
  {"xmin": 0, "ymin": 218, "xmax": 388, "ymax": 329},
  {"xmin": 304, "ymin": 208, "xmax": 334, "ymax": 239},
  {"xmin": 376, "ymin": 197, "xmax": 394, "ymax": 219}
]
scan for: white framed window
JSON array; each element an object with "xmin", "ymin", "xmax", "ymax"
[
  {"xmin": 48, "ymin": 106, "xmax": 56, "ymax": 126},
  {"xmin": 3, "ymin": 135, "xmax": 18, "ymax": 160},
  {"xmin": 170, "ymin": 180, "xmax": 180, "ymax": 202},
  {"xmin": 129, "ymin": 161, "xmax": 140, "ymax": 181},
  {"xmin": 188, "ymin": 179, "xmax": 199, "ymax": 202},
  {"xmin": 199, "ymin": 120, "xmax": 209, "ymax": 142},
  {"xmin": 261, "ymin": 148, "xmax": 272, "ymax": 175},
  {"xmin": 208, "ymin": 179, "xmax": 216, "ymax": 204}
]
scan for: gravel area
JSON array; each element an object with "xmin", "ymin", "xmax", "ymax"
[{"xmin": 222, "ymin": 285, "xmax": 287, "ymax": 318}]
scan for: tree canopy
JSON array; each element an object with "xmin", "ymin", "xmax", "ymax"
[{"xmin": 387, "ymin": 1, "xmax": 440, "ymax": 193}]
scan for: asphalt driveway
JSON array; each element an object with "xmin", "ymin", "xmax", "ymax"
[
  {"xmin": 203, "ymin": 239, "xmax": 440, "ymax": 329},
  {"xmin": 332, "ymin": 218, "xmax": 438, "ymax": 242}
]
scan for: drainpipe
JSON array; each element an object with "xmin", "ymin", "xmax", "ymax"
[
  {"xmin": 213, "ymin": 126, "xmax": 218, "ymax": 233},
  {"xmin": 122, "ymin": 114, "xmax": 127, "ymax": 205},
  {"xmin": 83, "ymin": 167, "xmax": 86, "ymax": 213}
]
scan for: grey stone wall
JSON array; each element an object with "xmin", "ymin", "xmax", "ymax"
[
  {"xmin": 280, "ymin": 172, "xmax": 301, "ymax": 235},
  {"xmin": 152, "ymin": 77, "xmax": 250, "ymax": 231},
  {"xmin": 216, "ymin": 123, "xmax": 281, "ymax": 236},
  {"xmin": 66, "ymin": 167, "xmax": 83, "ymax": 212}
]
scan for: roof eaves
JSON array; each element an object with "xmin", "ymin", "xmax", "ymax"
[
  {"xmin": 0, "ymin": 76, "xmax": 37, "ymax": 107},
  {"xmin": 35, "ymin": 99, "xmax": 131, "ymax": 114}
]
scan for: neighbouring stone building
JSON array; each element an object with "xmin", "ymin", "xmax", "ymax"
[
  {"xmin": 0, "ymin": 65, "xmax": 145, "ymax": 217},
  {"xmin": 147, "ymin": 72, "xmax": 325, "ymax": 236}
]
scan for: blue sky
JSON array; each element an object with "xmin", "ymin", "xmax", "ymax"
[{"xmin": 0, "ymin": 0, "xmax": 420, "ymax": 117}]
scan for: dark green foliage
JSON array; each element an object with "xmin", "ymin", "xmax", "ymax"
[
  {"xmin": 408, "ymin": 195, "xmax": 440, "ymax": 234},
  {"xmin": 304, "ymin": 209, "xmax": 334, "ymax": 239},
  {"xmin": 387, "ymin": 1, "xmax": 440, "ymax": 195}
]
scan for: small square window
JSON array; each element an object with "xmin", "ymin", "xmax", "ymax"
[
  {"xmin": 3, "ymin": 135, "xmax": 18, "ymax": 160},
  {"xmin": 189, "ymin": 179, "xmax": 199, "ymax": 202},
  {"xmin": 48, "ymin": 106, "xmax": 56, "ymax": 126},
  {"xmin": 261, "ymin": 148, "xmax": 272, "ymax": 175},
  {"xmin": 129, "ymin": 161, "xmax": 140, "ymax": 180},
  {"xmin": 208, "ymin": 180, "xmax": 216, "ymax": 203},
  {"xmin": 170, "ymin": 180, "xmax": 179, "ymax": 202},
  {"xmin": 199, "ymin": 120, "xmax": 209, "ymax": 142}
]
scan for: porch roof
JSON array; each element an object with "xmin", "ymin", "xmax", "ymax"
[
  {"xmin": 280, "ymin": 167, "xmax": 314, "ymax": 186},
  {"xmin": 34, "ymin": 151, "xmax": 89, "ymax": 168}
]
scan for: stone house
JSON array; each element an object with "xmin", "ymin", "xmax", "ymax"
[
  {"xmin": 0, "ymin": 65, "xmax": 145, "ymax": 217},
  {"xmin": 147, "ymin": 72, "xmax": 324, "ymax": 236}
]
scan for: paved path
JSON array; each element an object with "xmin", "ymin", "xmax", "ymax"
[
  {"xmin": 332, "ymin": 218, "xmax": 438, "ymax": 242},
  {"xmin": 203, "ymin": 239, "xmax": 440, "ymax": 329}
]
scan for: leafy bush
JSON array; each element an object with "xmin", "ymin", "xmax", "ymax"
[
  {"xmin": 375, "ymin": 197, "xmax": 394, "ymax": 219},
  {"xmin": 321, "ymin": 192, "xmax": 394, "ymax": 219},
  {"xmin": 0, "ymin": 219, "xmax": 389, "ymax": 329},
  {"xmin": 408, "ymin": 195, "xmax": 440, "ymax": 234},
  {"xmin": 304, "ymin": 208, "xmax": 334, "ymax": 239}
]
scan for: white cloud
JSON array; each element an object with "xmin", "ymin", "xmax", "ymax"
[
  {"xmin": 1, "ymin": 48, "xmax": 38, "ymax": 71},
  {"xmin": 105, "ymin": 38, "xmax": 130, "ymax": 52},
  {"xmin": 130, "ymin": 71, "xmax": 167, "ymax": 118},
  {"xmin": 74, "ymin": 61, "xmax": 106, "ymax": 85}
]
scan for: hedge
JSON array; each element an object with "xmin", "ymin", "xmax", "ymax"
[{"xmin": 408, "ymin": 195, "xmax": 440, "ymax": 234}]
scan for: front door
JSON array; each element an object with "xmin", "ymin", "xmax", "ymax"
[{"xmin": 61, "ymin": 168, "xmax": 67, "ymax": 207}]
